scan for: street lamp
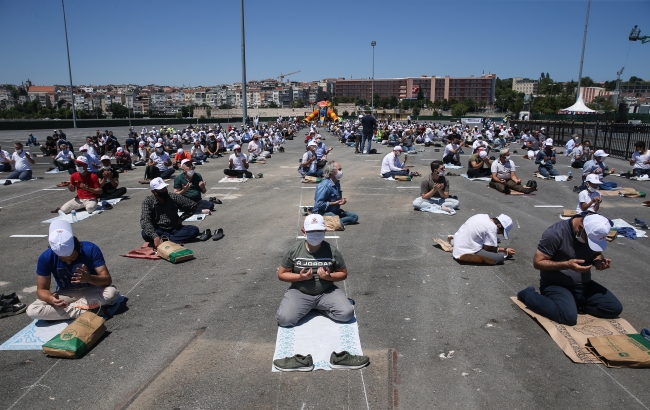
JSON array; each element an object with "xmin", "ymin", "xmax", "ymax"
[
  {"xmin": 371, "ymin": 41, "xmax": 376, "ymax": 112},
  {"xmin": 240, "ymin": 0, "xmax": 248, "ymax": 126},
  {"xmin": 61, "ymin": 0, "xmax": 77, "ymax": 128}
]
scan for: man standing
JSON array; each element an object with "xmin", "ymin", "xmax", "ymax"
[
  {"xmin": 535, "ymin": 139, "xmax": 559, "ymax": 178},
  {"xmin": 380, "ymin": 146, "xmax": 409, "ymax": 179},
  {"xmin": 517, "ymin": 214, "xmax": 622, "ymax": 326},
  {"xmin": 413, "ymin": 160, "xmax": 460, "ymax": 214},
  {"xmin": 313, "ymin": 162, "xmax": 358, "ymax": 227},
  {"xmin": 360, "ymin": 112, "xmax": 377, "ymax": 154},
  {"xmin": 275, "ymin": 214, "xmax": 353, "ymax": 327},
  {"xmin": 489, "ymin": 148, "xmax": 535, "ymax": 194},
  {"xmin": 452, "ymin": 214, "xmax": 515, "ymax": 265},
  {"xmin": 140, "ymin": 178, "xmax": 212, "ymax": 246},
  {"xmin": 53, "ymin": 156, "xmax": 102, "ymax": 215},
  {"xmin": 26, "ymin": 220, "xmax": 121, "ymax": 320},
  {"xmin": 7, "ymin": 142, "xmax": 35, "ymax": 181}
]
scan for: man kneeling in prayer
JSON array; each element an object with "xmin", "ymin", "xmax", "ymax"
[
  {"xmin": 275, "ymin": 214, "xmax": 353, "ymax": 327},
  {"xmin": 517, "ymin": 214, "xmax": 622, "ymax": 325},
  {"xmin": 451, "ymin": 214, "xmax": 515, "ymax": 265},
  {"xmin": 27, "ymin": 220, "xmax": 121, "ymax": 320}
]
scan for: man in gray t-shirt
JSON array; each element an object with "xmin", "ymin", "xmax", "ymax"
[{"xmin": 275, "ymin": 214, "xmax": 353, "ymax": 327}]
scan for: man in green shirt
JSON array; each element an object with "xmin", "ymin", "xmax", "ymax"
[
  {"xmin": 173, "ymin": 159, "xmax": 216, "ymax": 215},
  {"xmin": 275, "ymin": 214, "xmax": 353, "ymax": 327}
]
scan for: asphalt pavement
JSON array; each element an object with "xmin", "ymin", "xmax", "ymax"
[{"xmin": 0, "ymin": 125, "xmax": 649, "ymax": 410}]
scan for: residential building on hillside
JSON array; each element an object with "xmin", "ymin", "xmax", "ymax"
[{"xmin": 512, "ymin": 78, "xmax": 539, "ymax": 94}]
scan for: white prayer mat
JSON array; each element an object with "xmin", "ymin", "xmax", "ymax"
[
  {"xmin": 0, "ymin": 319, "xmax": 72, "ymax": 350},
  {"xmin": 0, "ymin": 178, "xmax": 37, "ymax": 184},
  {"xmin": 443, "ymin": 164, "xmax": 464, "ymax": 169},
  {"xmin": 181, "ymin": 212, "xmax": 207, "ymax": 221},
  {"xmin": 218, "ymin": 176, "xmax": 247, "ymax": 183},
  {"xmin": 460, "ymin": 174, "xmax": 491, "ymax": 182},
  {"xmin": 42, "ymin": 198, "xmax": 122, "ymax": 224},
  {"xmin": 272, "ymin": 311, "xmax": 363, "ymax": 371},
  {"xmin": 611, "ymin": 218, "xmax": 647, "ymax": 238},
  {"xmin": 44, "ymin": 169, "xmax": 64, "ymax": 174}
]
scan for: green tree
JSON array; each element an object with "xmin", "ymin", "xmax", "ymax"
[
  {"xmin": 417, "ymin": 89, "xmax": 424, "ymax": 100},
  {"xmin": 451, "ymin": 103, "xmax": 468, "ymax": 116},
  {"xmin": 580, "ymin": 76, "xmax": 595, "ymax": 87},
  {"xmin": 268, "ymin": 101, "xmax": 279, "ymax": 108},
  {"xmin": 108, "ymin": 102, "xmax": 129, "ymax": 118},
  {"xmin": 412, "ymin": 107, "xmax": 420, "ymax": 116},
  {"xmin": 217, "ymin": 103, "xmax": 231, "ymax": 110}
]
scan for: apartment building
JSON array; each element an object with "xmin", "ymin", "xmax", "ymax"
[{"xmin": 512, "ymin": 78, "xmax": 539, "ymax": 94}]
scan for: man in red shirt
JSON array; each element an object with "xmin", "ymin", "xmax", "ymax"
[{"xmin": 52, "ymin": 156, "xmax": 102, "ymax": 215}]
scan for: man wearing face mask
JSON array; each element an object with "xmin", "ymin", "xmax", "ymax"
[
  {"xmin": 141, "ymin": 177, "xmax": 213, "ymax": 247},
  {"xmin": 275, "ymin": 214, "xmax": 353, "ymax": 327},
  {"xmin": 629, "ymin": 141, "xmax": 650, "ymax": 178},
  {"xmin": 489, "ymin": 148, "xmax": 535, "ymax": 194},
  {"xmin": 224, "ymin": 144, "xmax": 253, "ymax": 179},
  {"xmin": 517, "ymin": 214, "xmax": 622, "ymax": 326},
  {"xmin": 142, "ymin": 142, "xmax": 174, "ymax": 183},
  {"xmin": 581, "ymin": 150, "xmax": 617, "ymax": 191},
  {"xmin": 576, "ymin": 174, "xmax": 602, "ymax": 214},
  {"xmin": 52, "ymin": 156, "xmax": 102, "ymax": 215},
  {"xmin": 26, "ymin": 219, "xmax": 121, "ymax": 320},
  {"xmin": 535, "ymin": 139, "xmax": 559, "ymax": 178},
  {"xmin": 413, "ymin": 160, "xmax": 459, "ymax": 214},
  {"xmin": 7, "ymin": 142, "xmax": 35, "ymax": 181},
  {"xmin": 380, "ymin": 146, "xmax": 409, "ymax": 179},
  {"xmin": 174, "ymin": 159, "xmax": 217, "ymax": 216},
  {"xmin": 96, "ymin": 156, "xmax": 127, "ymax": 202},
  {"xmin": 52, "ymin": 142, "xmax": 76, "ymax": 174},
  {"xmin": 313, "ymin": 161, "xmax": 358, "ymax": 227}
]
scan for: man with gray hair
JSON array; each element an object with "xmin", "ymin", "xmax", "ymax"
[{"xmin": 313, "ymin": 161, "xmax": 358, "ymax": 227}]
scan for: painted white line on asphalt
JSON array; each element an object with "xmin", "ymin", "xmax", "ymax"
[
  {"xmin": 10, "ymin": 235, "xmax": 47, "ymax": 238},
  {"xmin": 126, "ymin": 187, "xmax": 149, "ymax": 189},
  {"xmin": 211, "ymin": 187, "xmax": 239, "ymax": 190},
  {"xmin": 296, "ymin": 236, "xmax": 339, "ymax": 239},
  {"xmin": 42, "ymin": 188, "xmax": 65, "ymax": 191},
  {"xmin": 534, "ymin": 205, "xmax": 563, "ymax": 208},
  {"xmin": 301, "ymin": 186, "xmax": 316, "ymax": 189},
  {"xmin": 396, "ymin": 186, "xmax": 420, "ymax": 189},
  {"xmin": 0, "ymin": 281, "xmax": 9, "ymax": 287},
  {"xmin": 364, "ymin": 160, "xmax": 380, "ymax": 161}
]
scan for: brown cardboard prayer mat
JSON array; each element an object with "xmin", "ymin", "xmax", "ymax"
[{"xmin": 511, "ymin": 297, "xmax": 637, "ymax": 364}]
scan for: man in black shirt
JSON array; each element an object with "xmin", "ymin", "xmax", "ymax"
[
  {"xmin": 40, "ymin": 136, "xmax": 58, "ymax": 157},
  {"xmin": 360, "ymin": 113, "xmax": 377, "ymax": 154},
  {"xmin": 517, "ymin": 214, "xmax": 622, "ymax": 325},
  {"xmin": 96, "ymin": 156, "xmax": 127, "ymax": 201}
]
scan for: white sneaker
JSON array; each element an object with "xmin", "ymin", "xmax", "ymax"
[
  {"xmin": 363, "ymin": 151, "xmax": 368, "ymax": 154},
  {"xmin": 386, "ymin": 177, "xmax": 395, "ymax": 181}
]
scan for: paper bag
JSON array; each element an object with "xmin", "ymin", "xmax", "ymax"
[
  {"xmin": 157, "ymin": 240, "xmax": 195, "ymax": 263},
  {"xmin": 42, "ymin": 312, "xmax": 106, "ymax": 359},
  {"xmin": 587, "ymin": 334, "xmax": 650, "ymax": 368},
  {"xmin": 562, "ymin": 209, "xmax": 577, "ymax": 218},
  {"xmin": 432, "ymin": 238, "xmax": 453, "ymax": 252},
  {"xmin": 606, "ymin": 229, "xmax": 618, "ymax": 242},
  {"xmin": 395, "ymin": 175, "xmax": 411, "ymax": 181},
  {"xmin": 323, "ymin": 215, "xmax": 344, "ymax": 231},
  {"xmin": 303, "ymin": 176, "xmax": 321, "ymax": 183}
]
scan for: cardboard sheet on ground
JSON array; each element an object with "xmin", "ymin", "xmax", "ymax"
[
  {"xmin": 460, "ymin": 174, "xmax": 491, "ymax": 182},
  {"xmin": 511, "ymin": 297, "xmax": 637, "ymax": 363},
  {"xmin": 272, "ymin": 311, "xmax": 363, "ymax": 371},
  {"xmin": 0, "ymin": 319, "xmax": 72, "ymax": 350},
  {"xmin": 41, "ymin": 198, "xmax": 122, "ymax": 224},
  {"xmin": 218, "ymin": 176, "xmax": 247, "ymax": 183},
  {"xmin": 598, "ymin": 188, "xmax": 643, "ymax": 197}
]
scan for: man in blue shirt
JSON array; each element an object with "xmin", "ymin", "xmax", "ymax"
[
  {"xmin": 579, "ymin": 150, "xmax": 617, "ymax": 191},
  {"xmin": 535, "ymin": 139, "xmax": 559, "ymax": 178},
  {"xmin": 26, "ymin": 220, "xmax": 120, "ymax": 321},
  {"xmin": 313, "ymin": 162, "xmax": 358, "ymax": 228}
]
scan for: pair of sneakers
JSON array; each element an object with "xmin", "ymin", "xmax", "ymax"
[
  {"xmin": 0, "ymin": 292, "xmax": 27, "ymax": 319},
  {"xmin": 273, "ymin": 351, "xmax": 370, "ymax": 372}
]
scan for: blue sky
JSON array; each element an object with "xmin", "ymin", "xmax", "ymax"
[{"xmin": 1, "ymin": 0, "xmax": 648, "ymax": 86}]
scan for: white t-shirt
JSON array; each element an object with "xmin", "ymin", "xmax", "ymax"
[
  {"xmin": 491, "ymin": 159, "xmax": 515, "ymax": 180},
  {"xmin": 229, "ymin": 152, "xmax": 247, "ymax": 170},
  {"xmin": 472, "ymin": 140, "xmax": 488, "ymax": 151},
  {"xmin": 302, "ymin": 151, "xmax": 317, "ymax": 173},
  {"xmin": 149, "ymin": 152, "xmax": 170, "ymax": 171},
  {"xmin": 631, "ymin": 150, "xmax": 650, "ymax": 170},
  {"xmin": 0, "ymin": 149, "xmax": 10, "ymax": 164},
  {"xmin": 452, "ymin": 214, "xmax": 498, "ymax": 259},
  {"xmin": 55, "ymin": 150, "xmax": 75, "ymax": 163},
  {"xmin": 577, "ymin": 189, "xmax": 601, "ymax": 213},
  {"xmin": 443, "ymin": 143, "xmax": 458, "ymax": 158},
  {"xmin": 248, "ymin": 140, "xmax": 261, "ymax": 155},
  {"xmin": 380, "ymin": 152, "xmax": 403, "ymax": 174},
  {"xmin": 12, "ymin": 150, "xmax": 32, "ymax": 171},
  {"xmin": 570, "ymin": 146, "xmax": 583, "ymax": 164}
]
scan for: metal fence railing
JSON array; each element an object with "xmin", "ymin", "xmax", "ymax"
[{"xmin": 514, "ymin": 121, "xmax": 650, "ymax": 160}]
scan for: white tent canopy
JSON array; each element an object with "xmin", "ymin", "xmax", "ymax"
[{"xmin": 558, "ymin": 92, "xmax": 596, "ymax": 114}]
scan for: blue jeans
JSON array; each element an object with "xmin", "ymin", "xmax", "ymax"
[
  {"xmin": 0, "ymin": 163, "xmax": 11, "ymax": 172},
  {"xmin": 538, "ymin": 166, "xmax": 559, "ymax": 178},
  {"xmin": 520, "ymin": 279, "xmax": 622, "ymax": 326},
  {"xmin": 196, "ymin": 199, "xmax": 214, "ymax": 212},
  {"xmin": 633, "ymin": 168, "xmax": 650, "ymax": 177},
  {"xmin": 193, "ymin": 154, "xmax": 208, "ymax": 162},
  {"xmin": 306, "ymin": 169, "xmax": 323, "ymax": 177},
  {"xmin": 360, "ymin": 133, "xmax": 372, "ymax": 152},
  {"xmin": 7, "ymin": 170, "xmax": 32, "ymax": 180},
  {"xmin": 324, "ymin": 210, "xmax": 358, "ymax": 226},
  {"xmin": 382, "ymin": 170, "xmax": 408, "ymax": 178},
  {"xmin": 159, "ymin": 168, "xmax": 175, "ymax": 179},
  {"xmin": 598, "ymin": 181, "xmax": 618, "ymax": 190},
  {"xmin": 141, "ymin": 225, "xmax": 201, "ymax": 244}
]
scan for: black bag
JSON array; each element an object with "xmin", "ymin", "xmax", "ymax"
[{"xmin": 526, "ymin": 180, "xmax": 537, "ymax": 189}]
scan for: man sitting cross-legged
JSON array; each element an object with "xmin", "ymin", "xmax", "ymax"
[
  {"xmin": 313, "ymin": 161, "xmax": 358, "ymax": 227},
  {"xmin": 174, "ymin": 159, "xmax": 216, "ymax": 215},
  {"xmin": 51, "ymin": 156, "xmax": 102, "ymax": 215},
  {"xmin": 413, "ymin": 160, "xmax": 460, "ymax": 214},
  {"xmin": 26, "ymin": 220, "xmax": 121, "ymax": 320},
  {"xmin": 223, "ymin": 144, "xmax": 253, "ymax": 179},
  {"xmin": 489, "ymin": 148, "xmax": 535, "ymax": 194},
  {"xmin": 275, "ymin": 214, "xmax": 354, "ymax": 327}
]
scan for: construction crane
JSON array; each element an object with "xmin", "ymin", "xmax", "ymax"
[
  {"xmin": 277, "ymin": 70, "xmax": 300, "ymax": 83},
  {"xmin": 629, "ymin": 25, "xmax": 650, "ymax": 44}
]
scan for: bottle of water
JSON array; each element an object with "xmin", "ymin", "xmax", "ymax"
[
  {"xmin": 568, "ymin": 170, "xmax": 572, "ymax": 178},
  {"xmin": 242, "ymin": 173, "xmax": 247, "ymax": 182},
  {"xmin": 71, "ymin": 210, "xmax": 78, "ymax": 223}
]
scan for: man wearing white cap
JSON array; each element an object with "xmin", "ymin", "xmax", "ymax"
[
  {"xmin": 52, "ymin": 156, "xmax": 102, "ymax": 215},
  {"xmin": 467, "ymin": 149, "xmax": 491, "ymax": 178},
  {"xmin": 535, "ymin": 139, "xmax": 559, "ymax": 178},
  {"xmin": 517, "ymin": 214, "xmax": 622, "ymax": 326},
  {"xmin": 451, "ymin": 214, "xmax": 515, "ymax": 265},
  {"xmin": 115, "ymin": 147, "xmax": 132, "ymax": 171},
  {"xmin": 145, "ymin": 142, "xmax": 174, "ymax": 181},
  {"xmin": 299, "ymin": 141, "xmax": 322, "ymax": 179},
  {"xmin": 490, "ymin": 148, "xmax": 535, "ymax": 194},
  {"xmin": 96, "ymin": 156, "xmax": 127, "ymax": 202},
  {"xmin": 224, "ymin": 144, "xmax": 252, "ymax": 179},
  {"xmin": 26, "ymin": 220, "xmax": 121, "ymax": 320},
  {"xmin": 141, "ymin": 177, "xmax": 212, "ymax": 246},
  {"xmin": 380, "ymin": 146, "xmax": 409, "ymax": 179},
  {"xmin": 576, "ymin": 174, "xmax": 602, "ymax": 213},
  {"xmin": 581, "ymin": 149, "xmax": 617, "ymax": 190},
  {"xmin": 275, "ymin": 214, "xmax": 353, "ymax": 327}
]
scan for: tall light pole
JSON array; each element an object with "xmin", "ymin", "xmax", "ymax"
[
  {"xmin": 240, "ymin": 0, "xmax": 248, "ymax": 126},
  {"xmin": 61, "ymin": 0, "xmax": 77, "ymax": 128},
  {"xmin": 575, "ymin": 0, "xmax": 591, "ymax": 103},
  {"xmin": 371, "ymin": 41, "xmax": 376, "ymax": 112}
]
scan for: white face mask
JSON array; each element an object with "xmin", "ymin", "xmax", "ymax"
[
  {"xmin": 505, "ymin": 155, "xmax": 511, "ymax": 161},
  {"xmin": 15, "ymin": 149, "xmax": 22, "ymax": 154},
  {"xmin": 76, "ymin": 166, "xmax": 85, "ymax": 173},
  {"xmin": 156, "ymin": 148, "xmax": 163, "ymax": 153},
  {"xmin": 335, "ymin": 170, "xmax": 343, "ymax": 180},
  {"xmin": 305, "ymin": 231, "xmax": 325, "ymax": 246},
  {"xmin": 186, "ymin": 169, "xmax": 195, "ymax": 177},
  {"xmin": 103, "ymin": 165, "xmax": 111, "ymax": 170},
  {"xmin": 438, "ymin": 170, "xmax": 445, "ymax": 176},
  {"xmin": 587, "ymin": 186, "xmax": 597, "ymax": 193}
]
